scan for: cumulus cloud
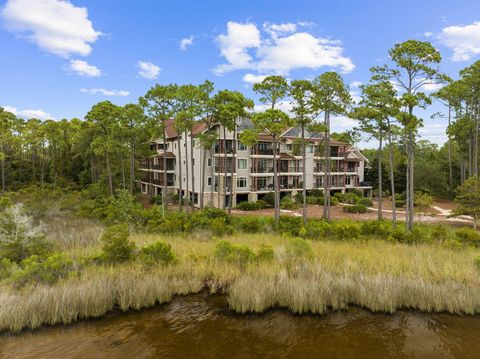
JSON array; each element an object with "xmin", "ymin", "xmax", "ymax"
[
  {"xmin": 68, "ymin": 59, "xmax": 101, "ymax": 77},
  {"xmin": 214, "ymin": 21, "xmax": 354, "ymax": 75},
  {"xmin": 137, "ymin": 61, "xmax": 161, "ymax": 79},
  {"xmin": 0, "ymin": 0, "xmax": 101, "ymax": 57},
  {"xmin": 437, "ymin": 21, "xmax": 480, "ymax": 61},
  {"xmin": 80, "ymin": 88, "xmax": 129, "ymax": 97},
  {"xmin": 180, "ymin": 35, "xmax": 193, "ymax": 50},
  {"xmin": 242, "ymin": 73, "xmax": 268, "ymax": 84},
  {"xmin": 254, "ymin": 100, "xmax": 293, "ymax": 115},
  {"xmin": 4, "ymin": 105, "xmax": 54, "ymax": 120}
]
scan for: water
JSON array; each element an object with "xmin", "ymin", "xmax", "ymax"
[{"xmin": 1, "ymin": 293, "xmax": 479, "ymax": 359}]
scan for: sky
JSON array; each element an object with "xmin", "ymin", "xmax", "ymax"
[{"xmin": 2, "ymin": 0, "xmax": 480, "ymax": 148}]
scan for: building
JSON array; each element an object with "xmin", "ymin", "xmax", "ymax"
[{"xmin": 138, "ymin": 118, "xmax": 371, "ymax": 208}]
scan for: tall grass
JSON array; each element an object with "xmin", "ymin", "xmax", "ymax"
[{"xmin": 1, "ymin": 232, "xmax": 480, "ymax": 333}]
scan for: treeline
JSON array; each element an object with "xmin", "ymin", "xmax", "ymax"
[{"xmin": 0, "ymin": 39, "xmax": 478, "ymax": 231}]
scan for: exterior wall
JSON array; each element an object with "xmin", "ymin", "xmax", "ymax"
[{"xmin": 139, "ymin": 123, "xmax": 372, "ymax": 207}]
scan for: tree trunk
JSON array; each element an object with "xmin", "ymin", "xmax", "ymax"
[
  {"xmin": 121, "ymin": 156, "xmax": 126, "ymax": 190},
  {"xmin": 210, "ymin": 142, "xmax": 214, "ymax": 207},
  {"xmin": 177, "ymin": 137, "xmax": 183, "ymax": 212},
  {"xmin": 106, "ymin": 151, "xmax": 114, "ymax": 196},
  {"xmin": 323, "ymin": 111, "xmax": 331, "ymax": 221},
  {"xmin": 184, "ymin": 132, "xmax": 189, "ymax": 214},
  {"xmin": 378, "ymin": 130, "xmax": 383, "ymax": 220},
  {"xmin": 407, "ymin": 131, "xmax": 414, "ymax": 231},
  {"xmin": 475, "ymin": 102, "xmax": 479, "ymax": 177},
  {"xmin": 301, "ymin": 123, "xmax": 307, "ymax": 225},
  {"xmin": 223, "ymin": 127, "xmax": 227, "ymax": 210},
  {"xmin": 273, "ymin": 136, "xmax": 280, "ymax": 226},
  {"xmin": 162, "ymin": 125, "xmax": 167, "ymax": 218},
  {"xmin": 228, "ymin": 122, "xmax": 236, "ymax": 215},
  {"xmin": 190, "ymin": 132, "xmax": 195, "ymax": 211},
  {"xmin": 1, "ymin": 156, "xmax": 4, "ymax": 192},
  {"xmin": 90, "ymin": 156, "xmax": 95, "ymax": 185},
  {"xmin": 200, "ymin": 147, "xmax": 206, "ymax": 209},
  {"xmin": 387, "ymin": 122, "xmax": 396, "ymax": 228},
  {"xmin": 130, "ymin": 144, "xmax": 135, "ymax": 194},
  {"xmin": 447, "ymin": 105, "xmax": 453, "ymax": 200}
]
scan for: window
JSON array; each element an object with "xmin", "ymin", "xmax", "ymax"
[
  {"xmin": 238, "ymin": 142, "xmax": 247, "ymax": 151},
  {"xmin": 346, "ymin": 176, "xmax": 352, "ymax": 185},
  {"xmin": 207, "ymin": 177, "xmax": 212, "ymax": 186},
  {"xmin": 237, "ymin": 158, "xmax": 247, "ymax": 170},
  {"xmin": 207, "ymin": 158, "xmax": 212, "ymax": 167},
  {"xmin": 237, "ymin": 177, "xmax": 247, "ymax": 188}
]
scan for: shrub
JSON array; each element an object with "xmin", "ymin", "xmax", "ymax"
[
  {"xmin": 330, "ymin": 196, "xmax": 339, "ymax": 206},
  {"xmin": 209, "ymin": 217, "xmax": 233, "ymax": 236},
  {"xmin": 139, "ymin": 241, "xmax": 176, "ymax": 266},
  {"xmin": 256, "ymin": 200, "xmax": 268, "ymax": 209},
  {"xmin": 305, "ymin": 220, "xmax": 332, "ymax": 239},
  {"xmin": 0, "ymin": 258, "xmax": 16, "ymax": 280},
  {"xmin": 330, "ymin": 220, "xmax": 361, "ymax": 240},
  {"xmin": 310, "ymin": 189, "xmax": 323, "ymax": 198},
  {"xmin": 12, "ymin": 253, "xmax": 74, "ymax": 287},
  {"xmin": 280, "ymin": 196, "xmax": 298, "ymax": 210},
  {"xmin": 294, "ymin": 193, "xmax": 303, "ymax": 205},
  {"xmin": 306, "ymin": 196, "xmax": 320, "ymax": 205},
  {"xmin": 388, "ymin": 227, "xmax": 429, "ymax": 244},
  {"xmin": 0, "ymin": 204, "xmax": 52, "ymax": 263},
  {"xmin": 286, "ymin": 237, "xmax": 313, "ymax": 261},
  {"xmin": 475, "ymin": 256, "xmax": 480, "ymax": 268},
  {"xmin": 395, "ymin": 199, "xmax": 406, "ymax": 208},
  {"xmin": 0, "ymin": 196, "xmax": 12, "ymax": 211},
  {"xmin": 343, "ymin": 204, "xmax": 367, "ymax": 213},
  {"xmin": 236, "ymin": 201, "xmax": 262, "ymax": 211},
  {"xmin": 256, "ymin": 245, "xmax": 275, "ymax": 262},
  {"xmin": 150, "ymin": 195, "xmax": 163, "ymax": 205},
  {"xmin": 214, "ymin": 240, "xmax": 255, "ymax": 266},
  {"xmin": 360, "ymin": 221, "xmax": 392, "ymax": 237},
  {"xmin": 335, "ymin": 192, "xmax": 360, "ymax": 204},
  {"xmin": 234, "ymin": 216, "xmax": 272, "ymax": 233},
  {"xmin": 358, "ymin": 197, "xmax": 373, "ymax": 207},
  {"xmin": 277, "ymin": 216, "xmax": 303, "ymax": 236},
  {"xmin": 261, "ymin": 192, "xmax": 275, "ymax": 207},
  {"xmin": 455, "ymin": 227, "xmax": 480, "ymax": 247},
  {"xmin": 100, "ymin": 224, "xmax": 136, "ymax": 264}
]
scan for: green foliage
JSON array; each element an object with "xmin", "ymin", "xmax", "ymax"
[
  {"xmin": 150, "ymin": 195, "xmax": 163, "ymax": 205},
  {"xmin": 455, "ymin": 227, "xmax": 480, "ymax": 247},
  {"xmin": 0, "ymin": 258, "xmax": 17, "ymax": 280},
  {"xmin": 12, "ymin": 253, "xmax": 74, "ymax": 287},
  {"xmin": 234, "ymin": 216, "xmax": 272, "ymax": 233},
  {"xmin": 256, "ymin": 245, "xmax": 275, "ymax": 262},
  {"xmin": 100, "ymin": 224, "xmax": 136, "ymax": 264},
  {"xmin": 335, "ymin": 192, "xmax": 360, "ymax": 204},
  {"xmin": 256, "ymin": 200, "xmax": 268, "ymax": 209},
  {"xmin": 0, "ymin": 204, "xmax": 52, "ymax": 263},
  {"xmin": 214, "ymin": 240, "xmax": 255, "ymax": 266},
  {"xmin": 286, "ymin": 237, "xmax": 313, "ymax": 260},
  {"xmin": 453, "ymin": 177, "xmax": 480, "ymax": 220},
  {"xmin": 475, "ymin": 256, "xmax": 480, "ymax": 269},
  {"xmin": 261, "ymin": 192, "xmax": 275, "ymax": 207},
  {"xmin": 280, "ymin": 196, "xmax": 299, "ymax": 210},
  {"xmin": 414, "ymin": 192, "xmax": 434, "ymax": 215},
  {"xmin": 360, "ymin": 220, "xmax": 392, "ymax": 237},
  {"xmin": 358, "ymin": 197, "xmax": 374, "ymax": 207},
  {"xmin": 236, "ymin": 201, "xmax": 263, "ymax": 211},
  {"xmin": 343, "ymin": 204, "xmax": 367, "ymax": 213},
  {"xmin": 0, "ymin": 196, "xmax": 12, "ymax": 211},
  {"xmin": 139, "ymin": 241, "xmax": 176, "ymax": 266},
  {"xmin": 277, "ymin": 216, "xmax": 303, "ymax": 236}
]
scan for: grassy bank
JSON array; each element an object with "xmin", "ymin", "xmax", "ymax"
[{"xmin": 1, "ymin": 232, "xmax": 480, "ymax": 333}]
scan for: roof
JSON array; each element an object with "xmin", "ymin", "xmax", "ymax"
[{"xmin": 154, "ymin": 151, "xmax": 176, "ymax": 158}]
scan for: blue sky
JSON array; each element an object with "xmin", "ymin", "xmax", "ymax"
[{"xmin": 2, "ymin": 0, "xmax": 480, "ymax": 147}]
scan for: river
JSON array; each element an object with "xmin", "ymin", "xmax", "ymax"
[{"xmin": 1, "ymin": 293, "xmax": 479, "ymax": 358}]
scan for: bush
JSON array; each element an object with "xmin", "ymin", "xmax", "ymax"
[
  {"xmin": 209, "ymin": 217, "xmax": 233, "ymax": 236},
  {"xmin": 335, "ymin": 192, "xmax": 360, "ymax": 204},
  {"xmin": 236, "ymin": 201, "xmax": 262, "ymax": 211},
  {"xmin": 139, "ymin": 241, "xmax": 176, "ymax": 266},
  {"xmin": 455, "ymin": 227, "xmax": 480, "ymax": 247},
  {"xmin": 475, "ymin": 256, "xmax": 480, "ymax": 268},
  {"xmin": 234, "ymin": 216, "xmax": 272, "ymax": 233},
  {"xmin": 256, "ymin": 200, "xmax": 268, "ymax": 209},
  {"xmin": 150, "ymin": 195, "xmax": 163, "ymax": 205},
  {"xmin": 261, "ymin": 192, "xmax": 275, "ymax": 207},
  {"xmin": 100, "ymin": 224, "xmax": 136, "ymax": 264},
  {"xmin": 360, "ymin": 221, "xmax": 392, "ymax": 237},
  {"xmin": 280, "ymin": 196, "xmax": 298, "ymax": 210},
  {"xmin": 358, "ymin": 197, "xmax": 373, "ymax": 207},
  {"xmin": 0, "ymin": 204, "xmax": 53, "ymax": 263},
  {"xmin": 330, "ymin": 196, "xmax": 339, "ymax": 206},
  {"xmin": 388, "ymin": 227, "xmax": 429, "ymax": 244},
  {"xmin": 330, "ymin": 220, "xmax": 361, "ymax": 240},
  {"xmin": 305, "ymin": 220, "xmax": 332, "ymax": 239},
  {"xmin": 395, "ymin": 199, "xmax": 406, "ymax": 208},
  {"xmin": 294, "ymin": 193, "xmax": 303, "ymax": 205},
  {"xmin": 0, "ymin": 196, "xmax": 13, "ymax": 211},
  {"xmin": 256, "ymin": 245, "xmax": 275, "ymax": 262},
  {"xmin": 286, "ymin": 237, "xmax": 313, "ymax": 261},
  {"xmin": 12, "ymin": 253, "xmax": 74, "ymax": 287},
  {"xmin": 277, "ymin": 216, "xmax": 303, "ymax": 236},
  {"xmin": 0, "ymin": 258, "xmax": 16, "ymax": 280},
  {"xmin": 214, "ymin": 240, "xmax": 255, "ymax": 266},
  {"xmin": 310, "ymin": 189, "xmax": 323, "ymax": 198},
  {"xmin": 343, "ymin": 204, "xmax": 367, "ymax": 213}
]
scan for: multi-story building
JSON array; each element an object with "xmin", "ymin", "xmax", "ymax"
[{"xmin": 138, "ymin": 118, "xmax": 371, "ymax": 208}]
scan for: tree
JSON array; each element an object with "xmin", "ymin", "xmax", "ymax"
[
  {"xmin": 453, "ymin": 176, "xmax": 480, "ymax": 229},
  {"xmin": 252, "ymin": 76, "xmax": 290, "ymax": 224},
  {"xmin": 212, "ymin": 90, "xmax": 254, "ymax": 213},
  {"xmin": 372, "ymin": 40, "xmax": 447, "ymax": 231},
  {"xmin": 85, "ymin": 101, "xmax": 122, "ymax": 196},
  {"xmin": 415, "ymin": 191, "xmax": 434, "ymax": 221},
  {"xmin": 312, "ymin": 72, "xmax": 352, "ymax": 221},
  {"xmin": 290, "ymin": 79, "xmax": 315, "ymax": 224},
  {"xmin": 0, "ymin": 108, "xmax": 16, "ymax": 192},
  {"xmin": 351, "ymin": 81, "xmax": 400, "ymax": 222}
]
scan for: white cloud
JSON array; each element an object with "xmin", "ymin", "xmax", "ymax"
[
  {"xmin": 137, "ymin": 61, "xmax": 161, "ymax": 79},
  {"xmin": 437, "ymin": 21, "xmax": 480, "ymax": 61},
  {"xmin": 0, "ymin": 0, "xmax": 101, "ymax": 57},
  {"xmin": 254, "ymin": 100, "xmax": 293, "ymax": 115},
  {"xmin": 4, "ymin": 105, "xmax": 54, "ymax": 120},
  {"xmin": 80, "ymin": 88, "xmax": 129, "ymax": 97},
  {"xmin": 350, "ymin": 81, "xmax": 363, "ymax": 88},
  {"xmin": 242, "ymin": 73, "xmax": 268, "ymax": 84},
  {"xmin": 179, "ymin": 35, "xmax": 193, "ymax": 50},
  {"xmin": 215, "ymin": 21, "xmax": 261, "ymax": 74},
  {"xmin": 68, "ymin": 59, "xmax": 101, "ymax": 77},
  {"xmin": 214, "ymin": 21, "xmax": 354, "ymax": 76},
  {"xmin": 331, "ymin": 115, "xmax": 357, "ymax": 129}
]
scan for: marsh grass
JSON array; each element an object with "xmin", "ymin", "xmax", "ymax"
[{"xmin": 1, "ymin": 231, "xmax": 480, "ymax": 333}]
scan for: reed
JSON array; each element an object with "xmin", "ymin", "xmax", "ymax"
[{"xmin": 1, "ymin": 232, "xmax": 480, "ymax": 333}]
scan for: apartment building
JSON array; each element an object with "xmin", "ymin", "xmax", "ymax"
[{"xmin": 138, "ymin": 118, "xmax": 371, "ymax": 208}]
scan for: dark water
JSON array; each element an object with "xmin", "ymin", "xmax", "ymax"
[{"xmin": 1, "ymin": 293, "xmax": 480, "ymax": 359}]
